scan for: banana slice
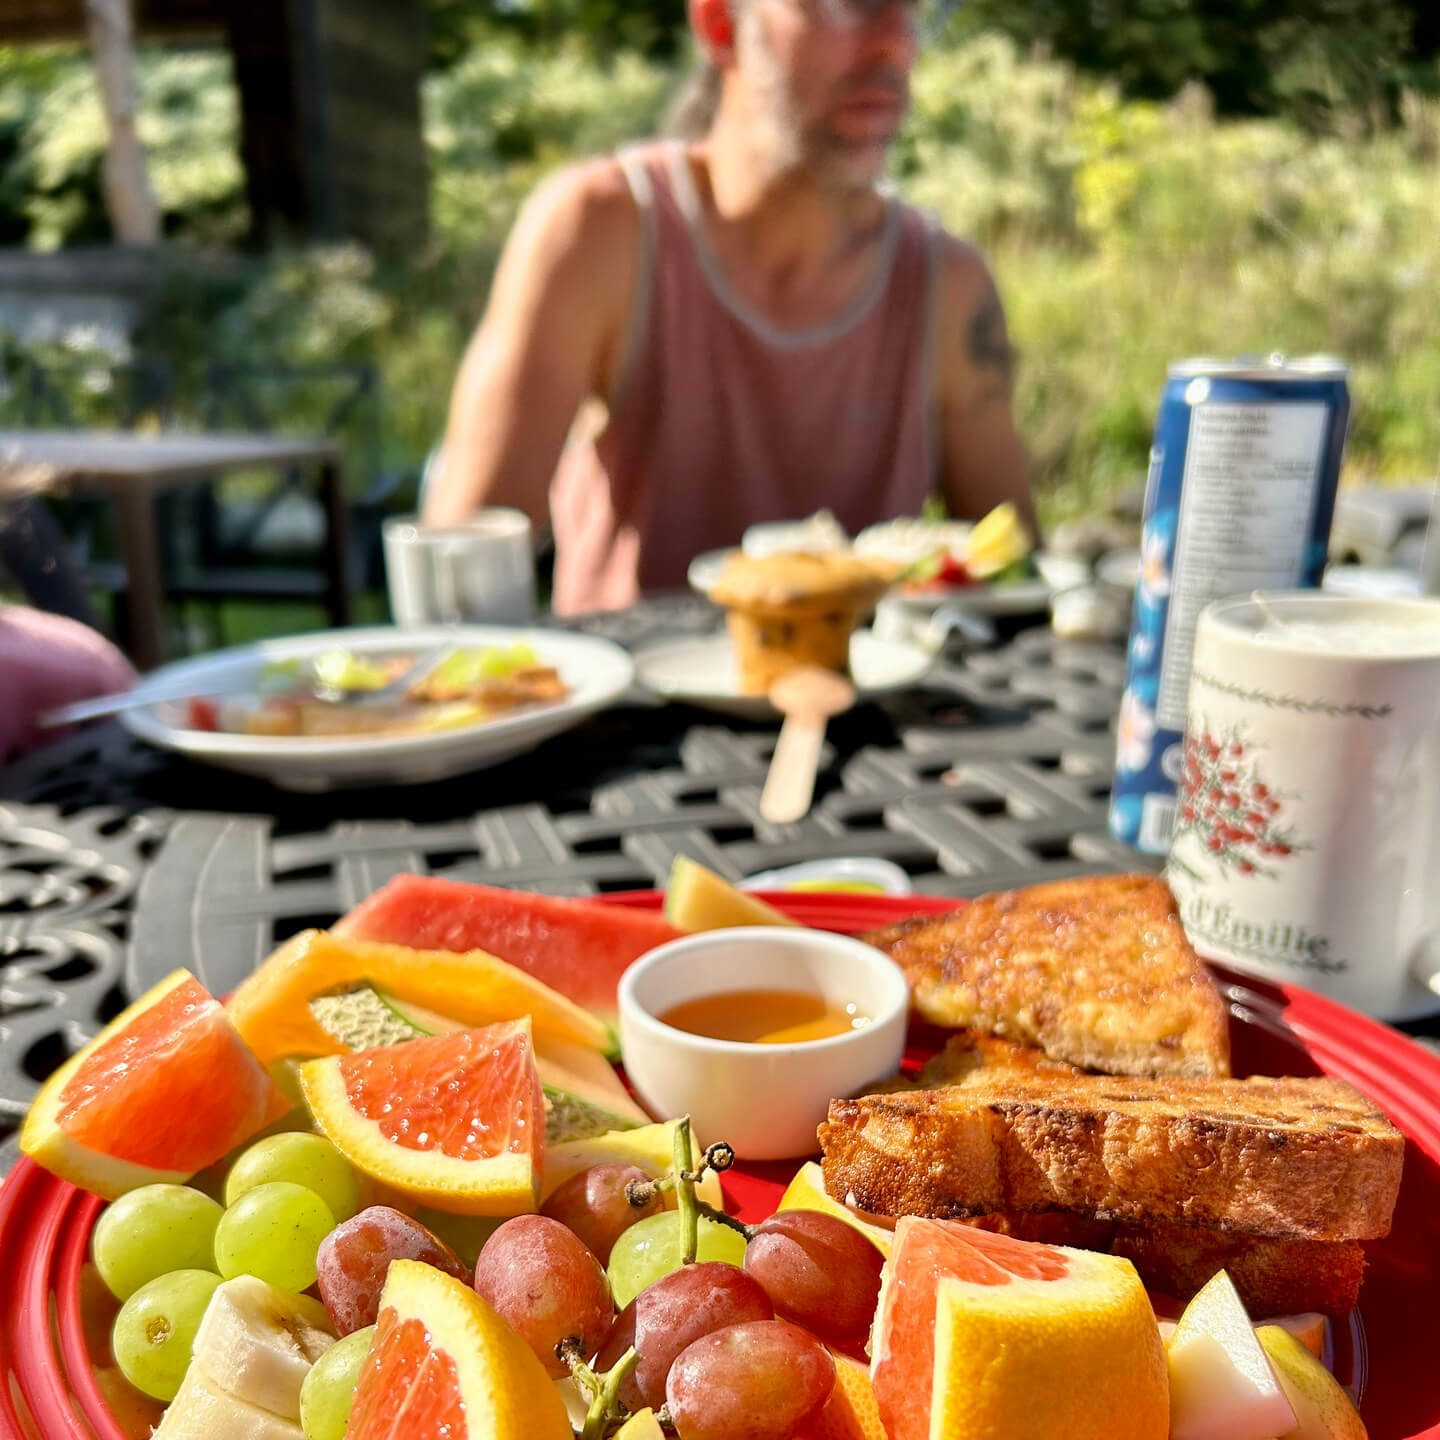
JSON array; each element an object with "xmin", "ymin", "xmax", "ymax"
[
  {"xmin": 192, "ymin": 1274, "xmax": 336, "ymax": 1421},
  {"xmin": 155, "ymin": 1364, "xmax": 305, "ymax": 1440}
]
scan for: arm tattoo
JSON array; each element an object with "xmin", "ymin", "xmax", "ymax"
[{"xmin": 966, "ymin": 287, "xmax": 1015, "ymax": 382}]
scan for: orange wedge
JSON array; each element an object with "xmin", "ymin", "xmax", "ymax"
[
  {"xmin": 21, "ymin": 970, "xmax": 288, "ymax": 1199},
  {"xmin": 345, "ymin": 1259, "xmax": 571, "ymax": 1440},
  {"xmin": 301, "ymin": 1021, "xmax": 543, "ymax": 1216},
  {"xmin": 226, "ymin": 930, "xmax": 613, "ymax": 1064},
  {"xmin": 796, "ymin": 1349, "xmax": 887, "ymax": 1440}
]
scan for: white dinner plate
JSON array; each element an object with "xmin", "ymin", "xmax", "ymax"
[
  {"xmin": 632, "ymin": 630, "xmax": 933, "ymax": 720},
  {"xmin": 120, "ymin": 624, "xmax": 635, "ymax": 791}
]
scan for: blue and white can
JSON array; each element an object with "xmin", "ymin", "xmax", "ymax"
[{"xmin": 1109, "ymin": 355, "xmax": 1351, "ymax": 854}]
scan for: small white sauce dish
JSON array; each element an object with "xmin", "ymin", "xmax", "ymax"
[{"xmin": 618, "ymin": 927, "xmax": 909, "ymax": 1162}]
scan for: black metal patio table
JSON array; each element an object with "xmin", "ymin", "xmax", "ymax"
[{"xmin": 0, "ymin": 592, "xmax": 1220, "ymax": 1172}]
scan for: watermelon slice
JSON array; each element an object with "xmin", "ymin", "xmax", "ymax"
[{"xmin": 334, "ymin": 876, "xmax": 682, "ymax": 1029}]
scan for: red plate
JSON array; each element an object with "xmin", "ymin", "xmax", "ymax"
[{"xmin": 3, "ymin": 890, "xmax": 1438, "ymax": 1440}]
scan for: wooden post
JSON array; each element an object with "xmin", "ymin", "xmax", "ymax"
[{"xmin": 84, "ymin": 0, "xmax": 161, "ymax": 246}]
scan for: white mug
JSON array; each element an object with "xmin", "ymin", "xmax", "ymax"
[
  {"xmin": 1166, "ymin": 591, "xmax": 1440, "ymax": 1020},
  {"xmin": 383, "ymin": 510, "xmax": 536, "ymax": 627}
]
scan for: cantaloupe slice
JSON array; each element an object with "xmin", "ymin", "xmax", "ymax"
[{"xmin": 226, "ymin": 930, "xmax": 613, "ymax": 1065}]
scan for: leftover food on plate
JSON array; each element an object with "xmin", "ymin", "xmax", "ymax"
[{"xmin": 182, "ymin": 644, "xmax": 568, "ymax": 739}]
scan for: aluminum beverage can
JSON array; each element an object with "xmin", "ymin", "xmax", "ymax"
[{"xmin": 1108, "ymin": 354, "xmax": 1351, "ymax": 854}]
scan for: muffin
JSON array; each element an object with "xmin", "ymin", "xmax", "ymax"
[{"xmin": 708, "ymin": 550, "xmax": 897, "ymax": 694}]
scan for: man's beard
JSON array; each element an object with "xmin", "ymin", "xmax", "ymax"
[{"xmin": 740, "ymin": 26, "xmax": 906, "ymax": 191}]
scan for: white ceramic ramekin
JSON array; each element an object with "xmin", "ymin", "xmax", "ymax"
[{"xmin": 617, "ymin": 927, "xmax": 909, "ymax": 1161}]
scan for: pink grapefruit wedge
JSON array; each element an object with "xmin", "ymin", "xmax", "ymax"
[
  {"xmin": 344, "ymin": 1258, "xmax": 570, "ymax": 1440},
  {"xmin": 872, "ymin": 1216, "xmax": 1168, "ymax": 1440},
  {"xmin": 20, "ymin": 969, "xmax": 289, "ymax": 1199},
  {"xmin": 301, "ymin": 1019, "xmax": 544, "ymax": 1216}
]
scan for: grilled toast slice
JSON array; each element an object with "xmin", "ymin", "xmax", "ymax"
[
  {"xmin": 818, "ymin": 1073, "xmax": 1404, "ymax": 1243},
  {"xmin": 913, "ymin": 1030, "xmax": 1086, "ymax": 1087},
  {"xmin": 862, "ymin": 874, "xmax": 1230, "ymax": 1077}
]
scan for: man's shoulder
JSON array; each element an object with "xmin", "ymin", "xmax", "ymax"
[
  {"xmin": 914, "ymin": 218, "xmax": 996, "ymax": 314},
  {"xmin": 522, "ymin": 154, "xmax": 645, "ymax": 265}
]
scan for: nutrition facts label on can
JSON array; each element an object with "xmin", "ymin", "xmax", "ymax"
[{"xmin": 1157, "ymin": 401, "xmax": 1329, "ymax": 729}]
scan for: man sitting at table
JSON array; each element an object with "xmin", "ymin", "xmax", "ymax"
[{"xmin": 423, "ymin": 0, "xmax": 1034, "ymax": 614}]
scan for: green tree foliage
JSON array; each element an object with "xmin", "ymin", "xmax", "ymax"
[
  {"xmin": 948, "ymin": 0, "xmax": 1439, "ymax": 120},
  {"xmin": 427, "ymin": 0, "xmax": 687, "ymax": 64}
]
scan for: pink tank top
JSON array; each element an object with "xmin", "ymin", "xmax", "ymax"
[{"xmin": 550, "ymin": 142, "xmax": 939, "ymax": 615}]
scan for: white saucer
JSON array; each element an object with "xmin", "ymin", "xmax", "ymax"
[{"xmin": 633, "ymin": 631, "xmax": 933, "ymax": 720}]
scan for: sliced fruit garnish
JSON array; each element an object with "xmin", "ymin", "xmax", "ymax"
[
  {"xmin": 965, "ymin": 500, "xmax": 1033, "ymax": 579},
  {"xmin": 872, "ymin": 1216, "xmax": 1169, "ymax": 1440},
  {"xmin": 306, "ymin": 985, "xmax": 645, "ymax": 1143},
  {"xmin": 1254, "ymin": 1325, "xmax": 1366, "ymax": 1440},
  {"xmin": 226, "ymin": 930, "xmax": 612, "ymax": 1065},
  {"xmin": 664, "ymin": 855, "xmax": 799, "ymax": 931},
  {"xmin": 333, "ymin": 874, "xmax": 683, "ymax": 1033},
  {"xmin": 345, "ymin": 1259, "xmax": 571, "ymax": 1440},
  {"xmin": 1168, "ymin": 1270, "xmax": 1297, "ymax": 1440},
  {"xmin": 20, "ymin": 970, "xmax": 289, "ymax": 1199},
  {"xmin": 301, "ymin": 1020, "xmax": 543, "ymax": 1217}
]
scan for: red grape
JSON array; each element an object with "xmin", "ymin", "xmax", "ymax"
[
  {"xmin": 742, "ymin": 1209, "xmax": 883, "ymax": 1339},
  {"xmin": 630, "ymin": 1261, "xmax": 774, "ymax": 1409},
  {"xmin": 539, "ymin": 1163, "xmax": 662, "ymax": 1264},
  {"xmin": 472, "ymin": 1215, "xmax": 613, "ymax": 1378},
  {"xmin": 667, "ymin": 1319, "xmax": 835, "ymax": 1440},
  {"xmin": 316, "ymin": 1206, "xmax": 470, "ymax": 1335}
]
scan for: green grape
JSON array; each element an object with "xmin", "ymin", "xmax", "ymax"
[
  {"xmin": 111, "ymin": 1269, "xmax": 222, "ymax": 1402},
  {"xmin": 299, "ymin": 1325, "xmax": 375, "ymax": 1440},
  {"xmin": 606, "ymin": 1212, "xmax": 749, "ymax": 1308},
  {"xmin": 93, "ymin": 1186, "xmax": 223, "ymax": 1301},
  {"xmin": 214, "ymin": 1182, "xmax": 336, "ymax": 1292},
  {"xmin": 225, "ymin": 1133, "xmax": 361, "ymax": 1223}
]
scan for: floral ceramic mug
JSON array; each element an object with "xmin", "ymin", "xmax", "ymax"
[{"xmin": 1166, "ymin": 591, "xmax": 1440, "ymax": 1020}]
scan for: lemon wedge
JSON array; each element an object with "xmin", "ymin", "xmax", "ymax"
[{"xmin": 966, "ymin": 502, "xmax": 1033, "ymax": 579}]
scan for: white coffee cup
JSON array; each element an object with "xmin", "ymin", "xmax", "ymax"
[
  {"xmin": 383, "ymin": 510, "xmax": 536, "ymax": 627},
  {"xmin": 1166, "ymin": 590, "xmax": 1440, "ymax": 1020}
]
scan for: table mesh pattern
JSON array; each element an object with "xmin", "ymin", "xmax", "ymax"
[{"xmin": 0, "ymin": 617, "xmax": 1161, "ymax": 1163}]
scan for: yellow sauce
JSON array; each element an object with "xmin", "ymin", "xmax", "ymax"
[
  {"xmin": 784, "ymin": 878, "xmax": 887, "ymax": 895},
  {"xmin": 658, "ymin": 989, "xmax": 871, "ymax": 1044}
]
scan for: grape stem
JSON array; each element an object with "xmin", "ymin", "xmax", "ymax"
[
  {"xmin": 674, "ymin": 1116, "xmax": 699, "ymax": 1264},
  {"xmin": 581, "ymin": 1346, "xmax": 639, "ymax": 1440},
  {"xmin": 625, "ymin": 1140, "xmax": 737, "ymax": 1211}
]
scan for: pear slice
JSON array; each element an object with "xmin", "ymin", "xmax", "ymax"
[
  {"xmin": 1167, "ymin": 1270, "xmax": 1297, "ymax": 1440},
  {"xmin": 1255, "ymin": 1326, "xmax": 1367, "ymax": 1440}
]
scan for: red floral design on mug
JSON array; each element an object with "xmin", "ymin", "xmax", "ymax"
[{"xmin": 1174, "ymin": 725, "xmax": 1306, "ymax": 877}]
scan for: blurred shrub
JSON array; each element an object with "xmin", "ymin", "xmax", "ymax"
[{"xmin": 900, "ymin": 34, "xmax": 1440, "ymax": 516}]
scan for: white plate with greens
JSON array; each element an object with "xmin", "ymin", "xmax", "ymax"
[{"xmin": 120, "ymin": 625, "xmax": 635, "ymax": 791}]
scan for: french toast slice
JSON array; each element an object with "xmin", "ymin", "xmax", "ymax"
[
  {"xmin": 818, "ymin": 1073, "xmax": 1404, "ymax": 1243},
  {"xmin": 862, "ymin": 874, "xmax": 1230, "ymax": 1077}
]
